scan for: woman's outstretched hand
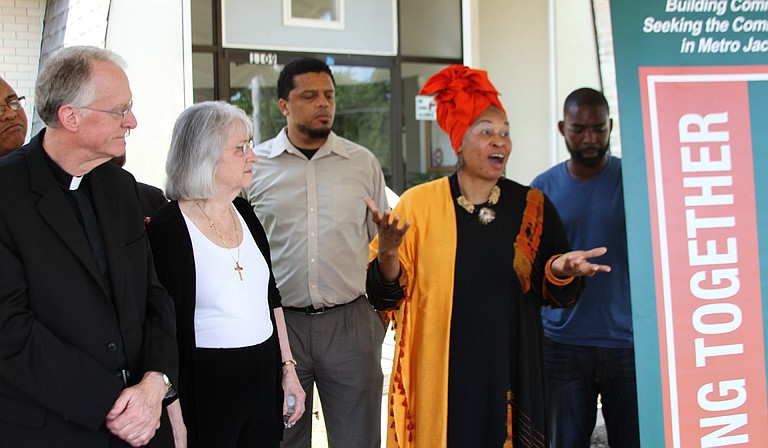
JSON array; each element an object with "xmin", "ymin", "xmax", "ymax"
[
  {"xmin": 364, "ymin": 197, "xmax": 409, "ymax": 254},
  {"xmin": 550, "ymin": 247, "xmax": 611, "ymax": 278},
  {"xmin": 364, "ymin": 196, "xmax": 410, "ymax": 282}
]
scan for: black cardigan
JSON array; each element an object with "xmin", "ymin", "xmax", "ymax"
[{"xmin": 146, "ymin": 197, "xmax": 283, "ymax": 444}]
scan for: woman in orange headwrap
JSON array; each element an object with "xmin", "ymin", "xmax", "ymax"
[{"xmin": 364, "ymin": 65, "xmax": 610, "ymax": 447}]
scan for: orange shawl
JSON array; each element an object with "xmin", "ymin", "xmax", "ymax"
[{"xmin": 369, "ymin": 177, "xmax": 552, "ymax": 447}]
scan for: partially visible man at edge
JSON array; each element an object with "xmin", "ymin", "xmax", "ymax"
[
  {"xmin": 0, "ymin": 75, "xmax": 28, "ymax": 156},
  {"xmin": 0, "ymin": 46, "xmax": 180, "ymax": 447},
  {"xmin": 111, "ymin": 154, "xmax": 168, "ymax": 222}
]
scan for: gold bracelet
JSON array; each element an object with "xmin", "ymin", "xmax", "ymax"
[
  {"xmin": 545, "ymin": 254, "xmax": 575, "ymax": 286},
  {"xmin": 282, "ymin": 359, "xmax": 298, "ymax": 367}
]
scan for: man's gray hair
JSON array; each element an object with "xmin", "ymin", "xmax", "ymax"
[
  {"xmin": 35, "ymin": 46, "xmax": 126, "ymax": 128},
  {"xmin": 165, "ymin": 101, "xmax": 254, "ymax": 201}
]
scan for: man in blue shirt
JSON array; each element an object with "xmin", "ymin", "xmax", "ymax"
[{"xmin": 531, "ymin": 88, "xmax": 639, "ymax": 448}]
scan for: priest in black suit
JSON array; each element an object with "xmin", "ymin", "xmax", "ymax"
[{"xmin": 0, "ymin": 46, "xmax": 179, "ymax": 447}]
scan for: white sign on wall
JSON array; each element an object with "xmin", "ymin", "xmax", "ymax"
[{"xmin": 415, "ymin": 95, "xmax": 437, "ymax": 121}]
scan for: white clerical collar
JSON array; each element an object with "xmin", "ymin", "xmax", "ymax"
[{"xmin": 69, "ymin": 176, "xmax": 84, "ymax": 191}]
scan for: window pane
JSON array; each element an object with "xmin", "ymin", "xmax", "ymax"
[
  {"xmin": 401, "ymin": 63, "xmax": 454, "ymax": 190},
  {"xmin": 228, "ymin": 64, "xmax": 281, "ymax": 144},
  {"xmin": 192, "ymin": 52, "xmax": 215, "ymax": 103},
  {"xmin": 593, "ymin": 0, "xmax": 622, "ymax": 156},
  {"xmin": 290, "ymin": 0, "xmax": 338, "ymax": 21},
  {"xmin": 400, "ymin": 0, "xmax": 461, "ymax": 59},
  {"xmin": 229, "ymin": 62, "xmax": 392, "ymax": 186},
  {"xmin": 333, "ymin": 66, "xmax": 391, "ymax": 179},
  {"xmin": 191, "ymin": 0, "xmax": 213, "ymax": 46}
]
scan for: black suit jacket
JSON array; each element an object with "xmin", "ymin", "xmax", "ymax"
[{"xmin": 0, "ymin": 130, "xmax": 178, "ymax": 447}]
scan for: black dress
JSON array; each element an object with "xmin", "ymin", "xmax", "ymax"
[{"xmin": 448, "ymin": 174, "xmax": 578, "ymax": 447}]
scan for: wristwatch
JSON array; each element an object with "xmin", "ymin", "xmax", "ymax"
[
  {"xmin": 161, "ymin": 373, "xmax": 172, "ymax": 394},
  {"xmin": 161, "ymin": 373, "xmax": 178, "ymax": 405}
]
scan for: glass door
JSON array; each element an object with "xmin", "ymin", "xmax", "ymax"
[{"xmin": 228, "ymin": 57, "xmax": 394, "ymax": 188}]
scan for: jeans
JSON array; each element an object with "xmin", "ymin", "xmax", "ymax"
[{"xmin": 544, "ymin": 338, "xmax": 640, "ymax": 448}]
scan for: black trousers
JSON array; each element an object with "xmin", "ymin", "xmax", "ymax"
[{"xmin": 191, "ymin": 335, "xmax": 281, "ymax": 448}]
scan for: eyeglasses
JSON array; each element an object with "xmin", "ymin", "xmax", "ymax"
[
  {"xmin": 236, "ymin": 139, "xmax": 254, "ymax": 155},
  {"xmin": 0, "ymin": 96, "xmax": 25, "ymax": 115},
  {"xmin": 80, "ymin": 99, "xmax": 133, "ymax": 121}
]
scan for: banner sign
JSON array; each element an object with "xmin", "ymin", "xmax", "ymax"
[
  {"xmin": 642, "ymin": 65, "xmax": 768, "ymax": 447},
  {"xmin": 610, "ymin": 2, "xmax": 768, "ymax": 447}
]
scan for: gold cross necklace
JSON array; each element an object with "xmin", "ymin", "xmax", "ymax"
[{"xmin": 196, "ymin": 201, "xmax": 244, "ymax": 281}]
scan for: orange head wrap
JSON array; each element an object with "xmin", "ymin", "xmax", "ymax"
[{"xmin": 419, "ymin": 65, "xmax": 506, "ymax": 154}]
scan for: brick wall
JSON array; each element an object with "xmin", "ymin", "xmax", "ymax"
[{"xmin": 0, "ymin": 0, "xmax": 45, "ymax": 141}]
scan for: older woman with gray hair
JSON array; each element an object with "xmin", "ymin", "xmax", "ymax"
[{"xmin": 147, "ymin": 101, "xmax": 305, "ymax": 447}]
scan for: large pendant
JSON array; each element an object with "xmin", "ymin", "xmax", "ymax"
[{"xmin": 478, "ymin": 207, "xmax": 496, "ymax": 225}]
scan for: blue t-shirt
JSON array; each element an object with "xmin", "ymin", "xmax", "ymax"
[{"xmin": 531, "ymin": 156, "xmax": 633, "ymax": 348}]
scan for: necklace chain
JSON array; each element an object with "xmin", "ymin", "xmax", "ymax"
[
  {"xmin": 196, "ymin": 201, "xmax": 244, "ymax": 281},
  {"xmin": 456, "ymin": 185, "xmax": 501, "ymax": 225}
]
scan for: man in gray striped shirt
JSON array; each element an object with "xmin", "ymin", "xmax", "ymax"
[{"xmin": 246, "ymin": 57, "xmax": 388, "ymax": 448}]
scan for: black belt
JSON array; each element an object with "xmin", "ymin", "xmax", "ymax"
[{"xmin": 284, "ymin": 295, "xmax": 363, "ymax": 315}]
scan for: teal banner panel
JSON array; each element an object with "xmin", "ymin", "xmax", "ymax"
[{"xmin": 610, "ymin": 1, "xmax": 768, "ymax": 447}]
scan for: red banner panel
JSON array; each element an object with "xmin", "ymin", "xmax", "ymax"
[{"xmin": 640, "ymin": 66, "xmax": 768, "ymax": 448}]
